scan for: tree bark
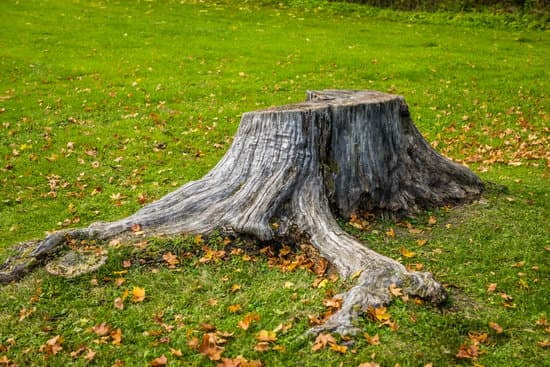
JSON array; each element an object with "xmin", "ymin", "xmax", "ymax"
[{"xmin": 0, "ymin": 90, "xmax": 482, "ymax": 334}]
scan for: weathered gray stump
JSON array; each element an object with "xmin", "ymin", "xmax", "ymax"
[{"xmin": 1, "ymin": 90, "xmax": 483, "ymax": 334}]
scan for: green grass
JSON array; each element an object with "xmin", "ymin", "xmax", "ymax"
[{"xmin": 0, "ymin": 1, "xmax": 548, "ymax": 366}]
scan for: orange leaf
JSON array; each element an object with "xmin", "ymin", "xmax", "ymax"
[
  {"xmin": 111, "ymin": 328, "xmax": 122, "ymax": 345},
  {"xmin": 416, "ymin": 239, "xmax": 428, "ymax": 246},
  {"xmin": 131, "ymin": 287, "xmax": 146, "ymax": 303},
  {"xmin": 228, "ymin": 304, "xmax": 242, "ymax": 313},
  {"xmin": 487, "ymin": 283, "xmax": 497, "ymax": 293},
  {"xmin": 385, "ymin": 227, "xmax": 396, "ymax": 238},
  {"xmin": 489, "ymin": 321, "xmax": 504, "ymax": 334},
  {"xmin": 149, "ymin": 354, "xmax": 167, "ymax": 366},
  {"xmin": 364, "ymin": 333, "xmax": 380, "ymax": 345},
  {"xmin": 329, "ymin": 342, "xmax": 347, "ymax": 354},
  {"xmin": 428, "ymin": 216, "xmax": 437, "ymax": 225},
  {"xmin": 358, "ymin": 363, "xmax": 380, "ymax": 367},
  {"xmin": 238, "ymin": 312, "xmax": 260, "ymax": 330}
]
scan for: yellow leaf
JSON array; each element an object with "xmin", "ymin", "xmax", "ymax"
[
  {"xmin": 131, "ymin": 287, "xmax": 146, "ymax": 303},
  {"xmin": 416, "ymin": 239, "xmax": 428, "ymax": 246},
  {"xmin": 385, "ymin": 228, "xmax": 396, "ymax": 238},
  {"xmin": 400, "ymin": 247, "xmax": 416, "ymax": 258},
  {"xmin": 329, "ymin": 342, "xmax": 347, "ymax": 354},
  {"xmin": 428, "ymin": 216, "xmax": 437, "ymax": 225},
  {"xmin": 228, "ymin": 304, "xmax": 241, "ymax": 313},
  {"xmin": 256, "ymin": 330, "xmax": 277, "ymax": 342}
]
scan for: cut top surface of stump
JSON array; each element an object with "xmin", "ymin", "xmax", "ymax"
[{"xmin": 254, "ymin": 90, "xmax": 401, "ymax": 114}]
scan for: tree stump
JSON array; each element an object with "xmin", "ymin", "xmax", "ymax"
[{"xmin": 0, "ymin": 90, "xmax": 483, "ymax": 334}]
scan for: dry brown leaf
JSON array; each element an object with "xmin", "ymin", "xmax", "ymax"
[
  {"xmin": 162, "ymin": 252, "xmax": 180, "ymax": 268},
  {"xmin": 311, "ymin": 333, "xmax": 336, "ymax": 351},
  {"xmin": 489, "ymin": 321, "xmax": 504, "ymax": 334},
  {"xmin": 254, "ymin": 342, "xmax": 271, "ymax": 352},
  {"xmin": 39, "ymin": 335, "xmax": 63, "ymax": 355},
  {"xmin": 358, "ymin": 363, "xmax": 380, "ymax": 367},
  {"xmin": 114, "ymin": 297, "xmax": 124, "ymax": 310},
  {"xmin": 92, "ymin": 322, "xmax": 111, "ymax": 336},
  {"xmin": 148, "ymin": 354, "xmax": 167, "ymax": 366},
  {"xmin": 364, "ymin": 333, "xmax": 380, "ymax": 345},
  {"xmin": 199, "ymin": 334, "xmax": 224, "ymax": 361},
  {"xmin": 486, "ymin": 283, "xmax": 497, "ymax": 293},
  {"xmin": 238, "ymin": 312, "xmax": 260, "ymax": 330},
  {"xmin": 389, "ymin": 284, "xmax": 403, "ymax": 297}
]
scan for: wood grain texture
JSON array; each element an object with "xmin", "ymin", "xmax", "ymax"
[{"xmin": 1, "ymin": 90, "xmax": 482, "ymax": 334}]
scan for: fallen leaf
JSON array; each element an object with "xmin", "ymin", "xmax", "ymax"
[
  {"xmin": 162, "ymin": 252, "xmax": 180, "ymax": 268},
  {"xmin": 455, "ymin": 343, "xmax": 479, "ymax": 360},
  {"xmin": 254, "ymin": 342, "xmax": 271, "ymax": 352},
  {"xmin": 329, "ymin": 343, "xmax": 347, "ymax": 354},
  {"xmin": 368, "ymin": 306, "xmax": 391, "ymax": 322},
  {"xmin": 85, "ymin": 348, "xmax": 96, "ymax": 361},
  {"xmin": 111, "ymin": 328, "xmax": 122, "ymax": 345},
  {"xmin": 114, "ymin": 296, "xmax": 124, "ymax": 310},
  {"xmin": 256, "ymin": 330, "xmax": 277, "ymax": 342},
  {"xmin": 428, "ymin": 216, "xmax": 437, "ymax": 225},
  {"xmin": 230, "ymin": 284, "xmax": 241, "ymax": 293},
  {"xmin": 228, "ymin": 304, "xmax": 242, "ymax": 313},
  {"xmin": 311, "ymin": 333, "xmax": 336, "ymax": 351},
  {"xmin": 92, "ymin": 322, "xmax": 111, "ymax": 336},
  {"xmin": 538, "ymin": 339, "xmax": 550, "ymax": 348},
  {"xmin": 39, "ymin": 335, "xmax": 63, "ymax": 355},
  {"xmin": 149, "ymin": 354, "xmax": 167, "ymax": 366},
  {"xmin": 358, "ymin": 363, "xmax": 380, "ymax": 367},
  {"xmin": 385, "ymin": 228, "xmax": 396, "ymax": 238},
  {"xmin": 400, "ymin": 247, "xmax": 415, "ymax": 258},
  {"xmin": 132, "ymin": 287, "xmax": 146, "ymax": 303},
  {"xmin": 389, "ymin": 284, "xmax": 403, "ymax": 297},
  {"xmin": 416, "ymin": 239, "xmax": 428, "ymax": 246},
  {"xmin": 487, "ymin": 283, "xmax": 497, "ymax": 293},
  {"xmin": 238, "ymin": 313, "xmax": 260, "ymax": 330},
  {"xmin": 364, "ymin": 333, "xmax": 380, "ymax": 345},
  {"xmin": 169, "ymin": 348, "xmax": 183, "ymax": 357},
  {"xmin": 199, "ymin": 334, "xmax": 224, "ymax": 361},
  {"xmin": 489, "ymin": 322, "xmax": 503, "ymax": 334}
]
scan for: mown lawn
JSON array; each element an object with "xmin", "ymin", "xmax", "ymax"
[{"xmin": 0, "ymin": 1, "xmax": 548, "ymax": 366}]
